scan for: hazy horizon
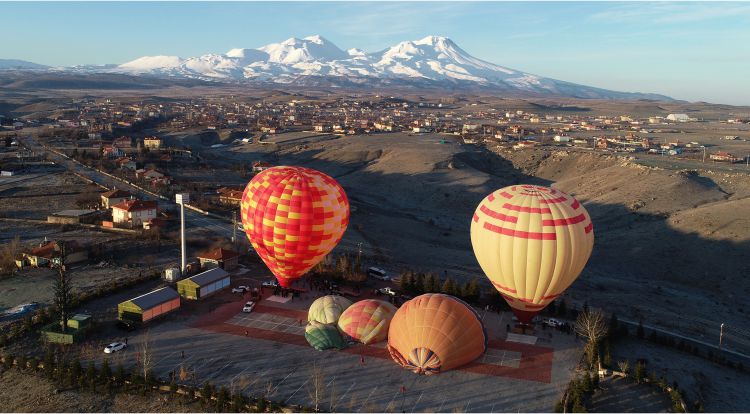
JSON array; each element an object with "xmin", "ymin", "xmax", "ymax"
[{"xmin": 1, "ymin": 1, "xmax": 749, "ymax": 105}]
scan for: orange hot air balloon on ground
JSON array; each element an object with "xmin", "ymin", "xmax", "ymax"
[
  {"xmin": 387, "ymin": 294, "xmax": 486, "ymax": 375},
  {"xmin": 240, "ymin": 166, "xmax": 349, "ymax": 287},
  {"xmin": 470, "ymin": 185, "xmax": 594, "ymax": 323}
]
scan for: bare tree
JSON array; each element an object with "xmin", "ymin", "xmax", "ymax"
[
  {"xmin": 575, "ymin": 309, "xmax": 607, "ymax": 369},
  {"xmin": 307, "ymin": 362, "xmax": 325, "ymax": 412},
  {"xmin": 575, "ymin": 309, "xmax": 607, "ymax": 343},
  {"xmin": 140, "ymin": 330, "xmax": 154, "ymax": 385},
  {"xmin": 0, "ymin": 236, "xmax": 21, "ymax": 276}
]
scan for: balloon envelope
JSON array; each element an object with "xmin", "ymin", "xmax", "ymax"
[
  {"xmin": 337, "ymin": 299, "xmax": 397, "ymax": 345},
  {"xmin": 308, "ymin": 295, "xmax": 353, "ymax": 325},
  {"xmin": 470, "ymin": 185, "xmax": 594, "ymax": 323},
  {"xmin": 387, "ymin": 294, "xmax": 486, "ymax": 375},
  {"xmin": 305, "ymin": 321, "xmax": 347, "ymax": 351},
  {"xmin": 240, "ymin": 166, "xmax": 349, "ymax": 287}
]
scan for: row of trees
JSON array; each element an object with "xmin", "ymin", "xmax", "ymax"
[{"xmin": 396, "ymin": 271, "xmax": 481, "ymax": 304}]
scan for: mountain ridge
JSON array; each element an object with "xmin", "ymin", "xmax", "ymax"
[{"xmin": 0, "ymin": 35, "xmax": 673, "ymax": 100}]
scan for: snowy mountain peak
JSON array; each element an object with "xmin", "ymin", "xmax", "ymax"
[
  {"xmin": 259, "ymin": 35, "xmax": 348, "ymax": 64},
  {"xmin": 415, "ymin": 35, "xmax": 451, "ymax": 46},
  {"xmin": 303, "ymin": 34, "xmax": 330, "ymax": 44},
  {"xmin": 118, "ymin": 55, "xmax": 183, "ymax": 72}
]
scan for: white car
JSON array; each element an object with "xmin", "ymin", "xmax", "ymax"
[
  {"xmin": 232, "ymin": 286, "xmax": 250, "ymax": 293},
  {"xmin": 378, "ymin": 287, "xmax": 397, "ymax": 296},
  {"xmin": 242, "ymin": 301, "xmax": 256, "ymax": 313},
  {"xmin": 544, "ymin": 318, "xmax": 563, "ymax": 327},
  {"xmin": 262, "ymin": 280, "xmax": 279, "ymax": 288},
  {"xmin": 104, "ymin": 342, "xmax": 127, "ymax": 354}
]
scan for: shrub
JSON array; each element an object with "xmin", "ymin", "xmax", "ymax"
[
  {"xmin": 231, "ymin": 394, "xmax": 245, "ymax": 412},
  {"xmin": 201, "ymin": 381, "xmax": 214, "ymax": 405},
  {"xmin": 100, "ymin": 359, "xmax": 111, "ymax": 383},
  {"xmin": 633, "ymin": 362, "xmax": 646, "ymax": 383},
  {"xmin": 114, "ymin": 363, "xmax": 125, "ymax": 385},
  {"xmin": 216, "ymin": 386, "xmax": 230, "ymax": 411},
  {"xmin": 256, "ymin": 397, "xmax": 267, "ymax": 412},
  {"xmin": 71, "ymin": 359, "xmax": 82, "ymax": 384},
  {"xmin": 554, "ymin": 399, "xmax": 564, "ymax": 413},
  {"xmin": 169, "ymin": 379, "xmax": 178, "ymax": 394},
  {"xmin": 17, "ymin": 355, "xmax": 27, "ymax": 371},
  {"xmin": 86, "ymin": 360, "xmax": 97, "ymax": 382},
  {"xmin": 3, "ymin": 354, "xmax": 15, "ymax": 370}
]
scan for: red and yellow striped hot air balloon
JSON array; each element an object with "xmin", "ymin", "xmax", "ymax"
[
  {"xmin": 470, "ymin": 185, "xmax": 594, "ymax": 323},
  {"xmin": 240, "ymin": 166, "xmax": 349, "ymax": 287},
  {"xmin": 338, "ymin": 299, "xmax": 397, "ymax": 345}
]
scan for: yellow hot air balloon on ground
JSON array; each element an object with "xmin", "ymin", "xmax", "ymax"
[
  {"xmin": 308, "ymin": 295, "xmax": 353, "ymax": 325},
  {"xmin": 337, "ymin": 299, "xmax": 397, "ymax": 345},
  {"xmin": 470, "ymin": 184, "xmax": 594, "ymax": 323},
  {"xmin": 387, "ymin": 294, "xmax": 486, "ymax": 375}
]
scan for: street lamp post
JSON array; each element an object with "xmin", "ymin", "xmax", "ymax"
[{"xmin": 175, "ymin": 193, "xmax": 189, "ymax": 276}]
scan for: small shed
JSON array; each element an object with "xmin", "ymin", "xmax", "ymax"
[
  {"xmin": 66, "ymin": 314, "xmax": 92, "ymax": 330},
  {"xmin": 118, "ymin": 287, "xmax": 180, "ymax": 324},
  {"xmin": 177, "ymin": 268, "xmax": 230, "ymax": 300}
]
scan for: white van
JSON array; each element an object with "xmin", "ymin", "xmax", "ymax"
[{"xmin": 367, "ymin": 267, "xmax": 389, "ymax": 281}]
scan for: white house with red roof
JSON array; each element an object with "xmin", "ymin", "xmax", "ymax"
[{"xmin": 111, "ymin": 199, "xmax": 158, "ymax": 226}]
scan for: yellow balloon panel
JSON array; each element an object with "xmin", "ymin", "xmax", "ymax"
[{"xmin": 470, "ymin": 185, "xmax": 594, "ymax": 316}]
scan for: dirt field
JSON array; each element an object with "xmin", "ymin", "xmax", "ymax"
[
  {"xmin": 0, "ymin": 369, "xmax": 201, "ymax": 413},
  {"xmin": 0, "ymin": 170, "xmax": 101, "ymax": 220},
  {"xmin": 611, "ymin": 337, "xmax": 750, "ymax": 412}
]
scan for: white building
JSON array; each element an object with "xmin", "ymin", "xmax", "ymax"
[
  {"xmin": 666, "ymin": 113, "xmax": 691, "ymax": 122},
  {"xmin": 111, "ymin": 199, "xmax": 158, "ymax": 226}
]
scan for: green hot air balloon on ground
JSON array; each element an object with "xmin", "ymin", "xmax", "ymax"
[
  {"xmin": 305, "ymin": 321, "xmax": 348, "ymax": 351},
  {"xmin": 308, "ymin": 295, "xmax": 353, "ymax": 324}
]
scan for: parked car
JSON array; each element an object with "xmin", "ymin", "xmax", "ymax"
[
  {"xmin": 104, "ymin": 342, "xmax": 127, "ymax": 354},
  {"xmin": 367, "ymin": 267, "xmax": 389, "ymax": 281},
  {"xmin": 543, "ymin": 317, "xmax": 563, "ymax": 327},
  {"xmin": 377, "ymin": 287, "xmax": 397, "ymax": 296},
  {"xmin": 232, "ymin": 286, "xmax": 250, "ymax": 293},
  {"xmin": 262, "ymin": 280, "xmax": 279, "ymax": 288},
  {"xmin": 242, "ymin": 301, "xmax": 256, "ymax": 313},
  {"xmin": 116, "ymin": 320, "xmax": 136, "ymax": 332}
]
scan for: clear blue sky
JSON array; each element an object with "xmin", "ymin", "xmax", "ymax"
[{"xmin": 1, "ymin": 1, "xmax": 749, "ymax": 105}]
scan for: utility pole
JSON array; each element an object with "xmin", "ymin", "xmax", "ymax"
[
  {"xmin": 719, "ymin": 323, "xmax": 725, "ymax": 348},
  {"xmin": 232, "ymin": 210, "xmax": 238, "ymax": 248},
  {"xmin": 176, "ymin": 193, "xmax": 189, "ymax": 276},
  {"xmin": 702, "ymin": 146, "xmax": 706, "ymax": 163}
]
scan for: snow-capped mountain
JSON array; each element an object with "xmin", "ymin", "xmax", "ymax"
[{"xmin": 0, "ymin": 36, "xmax": 672, "ymax": 100}]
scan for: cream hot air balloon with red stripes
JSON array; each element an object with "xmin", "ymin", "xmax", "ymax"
[{"xmin": 470, "ymin": 185, "xmax": 594, "ymax": 323}]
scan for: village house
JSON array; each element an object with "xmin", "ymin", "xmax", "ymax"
[
  {"xmin": 100, "ymin": 188, "xmax": 132, "ymax": 209},
  {"xmin": 197, "ymin": 248, "xmax": 240, "ymax": 272},
  {"xmin": 217, "ymin": 187, "xmax": 243, "ymax": 207},
  {"xmin": 111, "ymin": 199, "xmax": 158, "ymax": 226},
  {"xmin": 17, "ymin": 240, "xmax": 88, "ymax": 268},
  {"xmin": 115, "ymin": 157, "xmax": 137, "ymax": 171},
  {"xmin": 102, "ymin": 145, "xmax": 125, "ymax": 159},
  {"xmin": 143, "ymin": 136, "xmax": 162, "ymax": 149},
  {"xmin": 313, "ymin": 123, "xmax": 332, "ymax": 132},
  {"xmin": 710, "ymin": 152, "xmax": 741, "ymax": 163},
  {"xmin": 252, "ymin": 161, "xmax": 273, "ymax": 173}
]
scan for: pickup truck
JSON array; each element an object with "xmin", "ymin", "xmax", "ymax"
[{"xmin": 377, "ymin": 287, "xmax": 397, "ymax": 296}]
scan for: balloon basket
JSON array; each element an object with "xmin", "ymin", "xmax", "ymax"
[{"xmin": 511, "ymin": 323, "xmax": 537, "ymax": 335}]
